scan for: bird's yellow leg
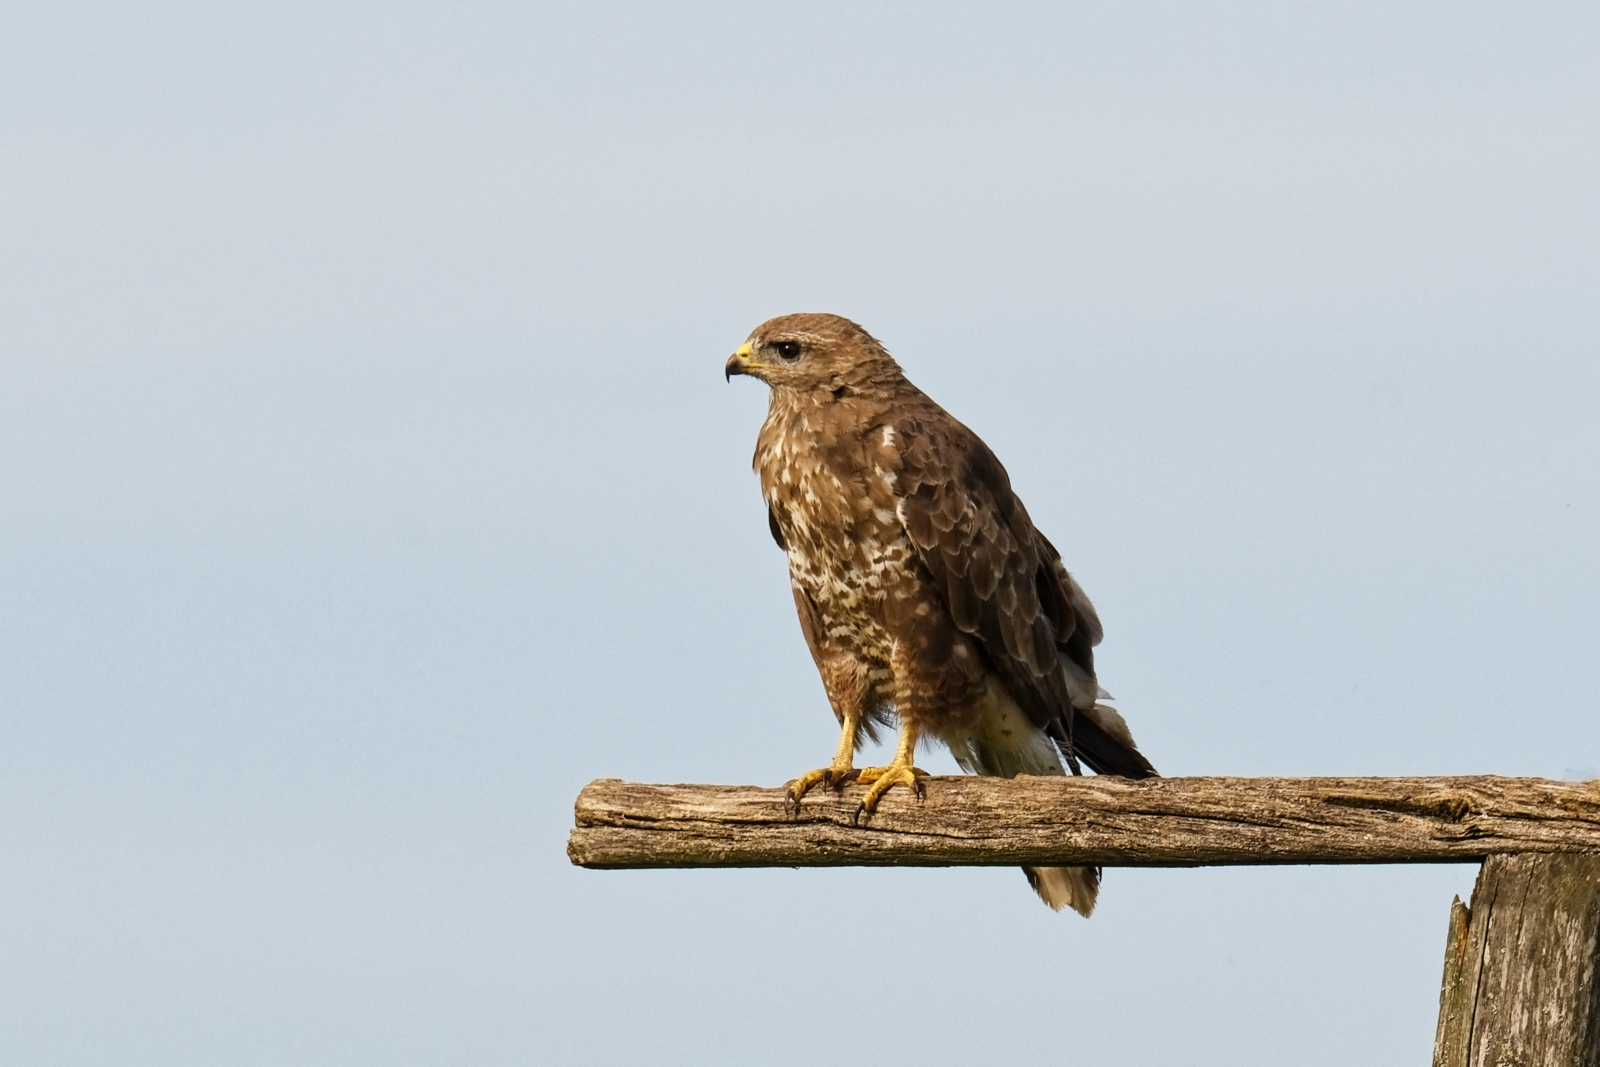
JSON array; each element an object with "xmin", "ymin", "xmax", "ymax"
[
  {"xmin": 785, "ymin": 713, "xmax": 860, "ymax": 810},
  {"xmin": 854, "ymin": 719, "xmax": 930, "ymax": 818}
]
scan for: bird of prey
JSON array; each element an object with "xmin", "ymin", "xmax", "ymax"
[{"xmin": 725, "ymin": 312, "xmax": 1156, "ymax": 916}]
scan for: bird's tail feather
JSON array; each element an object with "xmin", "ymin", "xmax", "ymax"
[
  {"xmin": 1024, "ymin": 865, "xmax": 1099, "ymax": 916},
  {"xmin": 1022, "ymin": 702, "xmax": 1155, "ymax": 915},
  {"xmin": 943, "ymin": 681, "xmax": 1105, "ymax": 917}
]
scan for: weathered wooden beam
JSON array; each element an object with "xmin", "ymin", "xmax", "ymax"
[
  {"xmin": 1433, "ymin": 853, "xmax": 1600, "ymax": 1067},
  {"xmin": 568, "ymin": 775, "xmax": 1600, "ymax": 869}
]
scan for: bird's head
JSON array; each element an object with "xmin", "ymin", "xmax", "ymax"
[{"xmin": 724, "ymin": 312, "xmax": 902, "ymax": 398}]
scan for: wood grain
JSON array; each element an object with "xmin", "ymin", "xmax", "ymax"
[
  {"xmin": 568, "ymin": 775, "xmax": 1600, "ymax": 869},
  {"xmin": 1433, "ymin": 853, "xmax": 1600, "ymax": 1067}
]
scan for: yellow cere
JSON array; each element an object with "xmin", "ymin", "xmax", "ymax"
[{"xmin": 735, "ymin": 342, "xmax": 753, "ymax": 356}]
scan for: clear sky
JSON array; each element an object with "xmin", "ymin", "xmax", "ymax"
[{"xmin": 2, "ymin": 2, "xmax": 1597, "ymax": 1064}]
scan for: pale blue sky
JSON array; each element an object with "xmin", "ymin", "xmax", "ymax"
[{"xmin": 2, "ymin": 2, "xmax": 1597, "ymax": 1064}]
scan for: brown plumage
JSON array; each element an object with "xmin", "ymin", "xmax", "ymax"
[{"xmin": 725, "ymin": 312, "xmax": 1156, "ymax": 915}]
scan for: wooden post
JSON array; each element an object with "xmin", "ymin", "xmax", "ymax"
[{"xmin": 1434, "ymin": 853, "xmax": 1600, "ymax": 1067}]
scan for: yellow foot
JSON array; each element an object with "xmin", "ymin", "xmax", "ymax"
[
  {"xmin": 785, "ymin": 764, "xmax": 854, "ymax": 813},
  {"xmin": 853, "ymin": 763, "xmax": 930, "ymax": 821}
]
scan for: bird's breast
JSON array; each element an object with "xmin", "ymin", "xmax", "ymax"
[{"xmin": 758, "ymin": 430, "xmax": 915, "ymax": 665}]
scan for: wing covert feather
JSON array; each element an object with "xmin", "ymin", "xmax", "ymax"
[{"xmin": 891, "ymin": 411, "xmax": 1092, "ymax": 735}]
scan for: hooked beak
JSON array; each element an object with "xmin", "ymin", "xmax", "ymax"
[{"xmin": 724, "ymin": 341, "xmax": 753, "ymax": 382}]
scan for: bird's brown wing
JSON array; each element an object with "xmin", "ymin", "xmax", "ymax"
[
  {"xmin": 892, "ymin": 412, "xmax": 1079, "ymax": 724},
  {"xmin": 891, "ymin": 407, "xmax": 1153, "ymax": 777}
]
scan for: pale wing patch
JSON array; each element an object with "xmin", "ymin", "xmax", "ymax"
[{"xmin": 1057, "ymin": 650, "xmax": 1104, "ymax": 709}]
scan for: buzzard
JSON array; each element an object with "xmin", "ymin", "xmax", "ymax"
[{"xmin": 726, "ymin": 312, "xmax": 1157, "ymax": 916}]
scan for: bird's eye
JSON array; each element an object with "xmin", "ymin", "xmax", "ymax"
[{"xmin": 774, "ymin": 340, "xmax": 802, "ymax": 362}]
